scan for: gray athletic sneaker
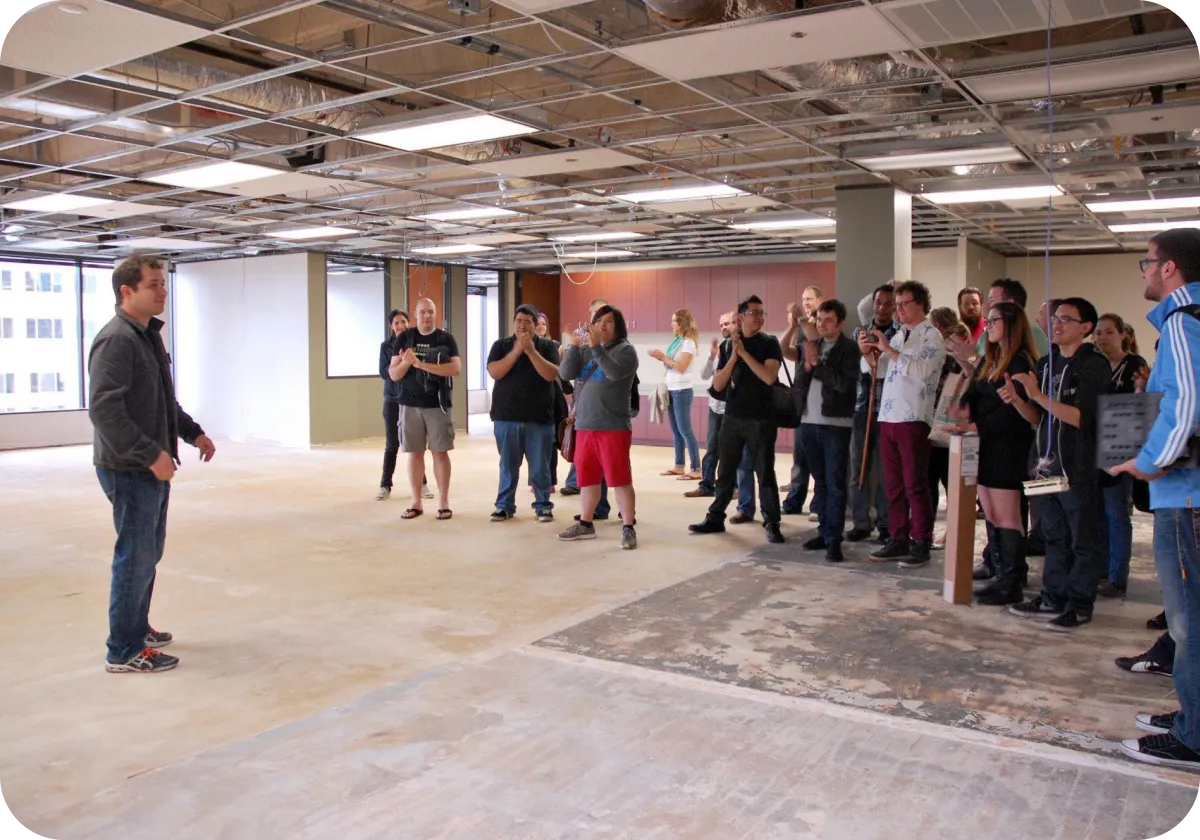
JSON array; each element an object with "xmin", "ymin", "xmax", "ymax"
[
  {"xmin": 559, "ymin": 521, "xmax": 597, "ymax": 541},
  {"xmin": 621, "ymin": 525, "xmax": 637, "ymax": 550}
]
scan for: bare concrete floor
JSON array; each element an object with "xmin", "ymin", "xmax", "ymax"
[{"xmin": 1, "ymin": 437, "xmax": 1195, "ymax": 838}]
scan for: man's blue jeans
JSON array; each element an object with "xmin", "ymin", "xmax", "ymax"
[
  {"xmin": 96, "ymin": 467, "xmax": 170, "ymax": 663},
  {"xmin": 564, "ymin": 463, "xmax": 610, "ymax": 518},
  {"xmin": 668, "ymin": 388, "xmax": 701, "ymax": 471},
  {"xmin": 1035, "ymin": 482, "xmax": 1101, "ymax": 616},
  {"xmin": 784, "ymin": 425, "xmax": 815, "ymax": 512},
  {"xmin": 699, "ymin": 408, "xmax": 754, "ymax": 515},
  {"xmin": 1098, "ymin": 475, "xmax": 1134, "ymax": 588},
  {"xmin": 494, "ymin": 421, "xmax": 555, "ymax": 515},
  {"xmin": 801, "ymin": 423, "xmax": 852, "ymax": 545},
  {"xmin": 1154, "ymin": 507, "xmax": 1200, "ymax": 751}
]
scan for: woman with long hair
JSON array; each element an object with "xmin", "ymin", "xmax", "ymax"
[
  {"xmin": 1092, "ymin": 314, "xmax": 1149, "ymax": 597},
  {"xmin": 950, "ymin": 301, "xmax": 1039, "ymax": 605},
  {"xmin": 648, "ymin": 308, "xmax": 702, "ymax": 480}
]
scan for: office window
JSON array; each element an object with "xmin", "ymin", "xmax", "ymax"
[
  {"xmin": 2, "ymin": 259, "xmax": 84, "ymax": 411},
  {"xmin": 83, "ymin": 273, "xmax": 96, "ymax": 295},
  {"xmin": 82, "ymin": 264, "xmax": 114, "ymax": 398},
  {"xmin": 1, "ymin": 270, "xmax": 10, "ymax": 291},
  {"xmin": 0, "ymin": 373, "xmax": 13, "ymax": 393},
  {"xmin": 325, "ymin": 263, "xmax": 385, "ymax": 377}
]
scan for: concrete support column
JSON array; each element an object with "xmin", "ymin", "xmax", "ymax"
[
  {"xmin": 386, "ymin": 258, "xmax": 406, "ymax": 315},
  {"xmin": 446, "ymin": 264, "xmax": 468, "ymax": 433},
  {"xmin": 836, "ymin": 186, "xmax": 913, "ymax": 322},
  {"xmin": 499, "ymin": 270, "xmax": 516, "ymax": 334}
]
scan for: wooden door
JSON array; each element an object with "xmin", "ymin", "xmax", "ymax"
[{"xmin": 631, "ymin": 268, "xmax": 658, "ymax": 333}]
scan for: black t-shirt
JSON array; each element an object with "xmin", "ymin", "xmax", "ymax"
[
  {"xmin": 395, "ymin": 328, "xmax": 459, "ymax": 409},
  {"xmin": 724, "ymin": 331, "xmax": 784, "ymax": 419},
  {"xmin": 488, "ymin": 335, "xmax": 559, "ymax": 424}
]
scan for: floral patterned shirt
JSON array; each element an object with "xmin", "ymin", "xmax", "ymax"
[{"xmin": 878, "ymin": 320, "xmax": 946, "ymax": 426}]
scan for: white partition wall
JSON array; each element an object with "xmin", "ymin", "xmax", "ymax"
[{"xmin": 173, "ymin": 254, "xmax": 312, "ymax": 448}]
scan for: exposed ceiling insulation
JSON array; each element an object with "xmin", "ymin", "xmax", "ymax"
[{"xmin": 0, "ymin": 0, "xmax": 1193, "ymax": 266}]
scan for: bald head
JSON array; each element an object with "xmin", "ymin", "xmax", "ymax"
[{"xmin": 415, "ymin": 297, "xmax": 438, "ymax": 334}]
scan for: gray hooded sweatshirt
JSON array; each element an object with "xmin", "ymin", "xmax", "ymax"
[{"xmin": 559, "ymin": 340, "xmax": 639, "ymax": 432}]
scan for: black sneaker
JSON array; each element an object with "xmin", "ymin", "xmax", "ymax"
[
  {"xmin": 1097, "ymin": 582, "xmax": 1127, "ymax": 598},
  {"xmin": 621, "ymin": 525, "xmax": 637, "ymax": 550},
  {"xmin": 1147, "ymin": 611, "xmax": 1168, "ymax": 630},
  {"xmin": 972, "ymin": 562, "xmax": 995, "ymax": 581},
  {"xmin": 490, "ymin": 509, "xmax": 512, "ymax": 522},
  {"xmin": 802, "ymin": 535, "xmax": 827, "ymax": 551},
  {"xmin": 1045, "ymin": 610, "xmax": 1091, "ymax": 631},
  {"xmin": 536, "ymin": 510, "xmax": 554, "ymax": 523},
  {"xmin": 845, "ymin": 528, "xmax": 872, "ymax": 542},
  {"xmin": 560, "ymin": 486, "xmax": 580, "ymax": 496},
  {"xmin": 106, "ymin": 648, "xmax": 179, "ymax": 673},
  {"xmin": 1116, "ymin": 653, "xmax": 1173, "ymax": 676},
  {"xmin": 1136, "ymin": 711, "xmax": 1178, "ymax": 735},
  {"xmin": 825, "ymin": 544, "xmax": 844, "ymax": 563},
  {"xmin": 574, "ymin": 513, "xmax": 609, "ymax": 522},
  {"xmin": 899, "ymin": 541, "xmax": 931, "ymax": 569},
  {"xmin": 689, "ymin": 518, "xmax": 726, "ymax": 534},
  {"xmin": 870, "ymin": 539, "xmax": 910, "ymax": 562},
  {"xmin": 876, "ymin": 528, "xmax": 890, "ymax": 544},
  {"xmin": 1121, "ymin": 733, "xmax": 1200, "ymax": 771},
  {"xmin": 144, "ymin": 628, "xmax": 173, "ymax": 649},
  {"xmin": 764, "ymin": 522, "xmax": 785, "ymax": 544},
  {"xmin": 1008, "ymin": 597, "xmax": 1064, "ymax": 620}
]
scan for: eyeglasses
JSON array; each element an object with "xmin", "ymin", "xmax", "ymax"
[
  {"xmin": 1050, "ymin": 314, "xmax": 1083, "ymax": 325},
  {"xmin": 985, "ymin": 316, "xmax": 1004, "ymax": 326},
  {"xmin": 1139, "ymin": 257, "xmax": 1170, "ymax": 271},
  {"xmin": 895, "ymin": 298, "xmax": 917, "ymax": 308},
  {"xmin": 743, "ymin": 309, "xmax": 766, "ymax": 318}
]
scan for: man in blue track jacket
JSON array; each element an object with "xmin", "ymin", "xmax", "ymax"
[{"xmin": 1113, "ymin": 228, "xmax": 1200, "ymax": 770}]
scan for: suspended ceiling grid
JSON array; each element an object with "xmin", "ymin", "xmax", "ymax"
[{"xmin": 0, "ymin": 0, "xmax": 1194, "ymax": 268}]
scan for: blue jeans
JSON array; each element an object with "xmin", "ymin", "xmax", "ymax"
[
  {"xmin": 96, "ymin": 467, "xmax": 170, "ymax": 663},
  {"xmin": 1098, "ymin": 475, "xmax": 1134, "ymax": 588},
  {"xmin": 495, "ymin": 421, "xmax": 555, "ymax": 515},
  {"xmin": 849, "ymin": 410, "xmax": 888, "ymax": 532},
  {"xmin": 1035, "ymin": 482, "xmax": 1101, "ymax": 616},
  {"xmin": 784, "ymin": 425, "xmax": 814, "ymax": 512},
  {"xmin": 1154, "ymin": 508, "xmax": 1200, "ymax": 751},
  {"xmin": 564, "ymin": 463, "xmax": 610, "ymax": 518},
  {"xmin": 700, "ymin": 409, "xmax": 754, "ymax": 513},
  {"xmin": 801, "ymin": 424, "xmax": 852, "ymax": 545},
  {"xmin": 668, "ymin": 389, "xmax": 700, "ymax": 471}
]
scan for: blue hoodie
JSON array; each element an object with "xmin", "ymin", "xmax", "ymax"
[{"xmin": 1136, "ymin": 281, "xmax": 1200, "ymax": 509}]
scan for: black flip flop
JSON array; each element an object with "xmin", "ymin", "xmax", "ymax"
[
  {"xmin": 401, "ymin": 508, "xmax": 423, "ymax": 520},
  {"xmin": 436, "ymin": 509, "xmax": 453, "ymax": 521}
]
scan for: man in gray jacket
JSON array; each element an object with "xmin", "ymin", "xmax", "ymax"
[{"xmin": 89, "ymin": 255, "xmax": 215, "ymax": 674}]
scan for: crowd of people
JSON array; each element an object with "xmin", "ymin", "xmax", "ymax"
[{"xmin": 87, "ymin": 231, "xmax": 1200, "ymax": 775}]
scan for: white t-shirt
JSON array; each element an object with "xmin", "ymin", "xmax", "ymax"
[{"xmin": 664, "ymin": 338, "xmax": 697, "ymax": 390}]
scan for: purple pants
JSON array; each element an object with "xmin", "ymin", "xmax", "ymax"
[{"xmin": 879, "ymin": 421, "xmax": 935, "ymax": 543}]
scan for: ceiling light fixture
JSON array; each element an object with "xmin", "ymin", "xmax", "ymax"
[
  {"xmin": 1107, "ymin": 219, "xmax": 1200, "ymax": 233},
  {"xmin": 22, "ymin": 239, "xmax": 87, "ymax": 250},
  {"xmin": 357, "ymin": 109, "xmax": 533, "ymax": 152},
  {"xmin": 615, "ymin": 184, "xmax": 747, "ymax": 203},
  {"xmin": 1, "ymin": 194, "xmax": 113, "ymax": 213},
  {"xmin": 272, "ymin": 226, "xmax": 357, "ymax": 240},
  {"xmin": 550, "ymin": 231, "xmax": 647, "ymax": 243},
  {"xmin": 730, "ymin": 217, "xmax": 835, "ymax": 231},
  {"xmin": 410, "ymin": 243, "xmax": 495, "ymax": 255},
  {"xmin": 145, "ymin": 161, "xmax": 280, "ymax": 190},
  {"xmin": 853, "ymin": 146, "xmax": 1025, "ymax": 172},
  {"xmin": 1086, "ymin": 196, "xmax": 1200, "ymax": 213},
  {"xmin": 561, "ymin": 249, "xmax": 637, "ymax": 258},
  {"xmin": 413, "ymin": 207, "xmax": 519, "ymax": 222},
  {"xmin": 919, "ymin": 185, "xmax": 1063, "ymax": 204},
  {"xmin": 805, "ymin": 239, "xmax": 836, "ymax": 244}
]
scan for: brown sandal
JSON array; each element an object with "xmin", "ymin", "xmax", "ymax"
[
  {"xmin": 677, "ymin": 471, "xmax": 702, "ymax": 481},
  {"xmin": 436, "ymin": 509, "xmax": 453, "ymax": 521},
  {"xmin": 401, "ymin": 508, "xmax": 423, "ymax": 520},
  {"xmin": 660, "ymin": 468, "xmax": 685, "ymax": 476}
]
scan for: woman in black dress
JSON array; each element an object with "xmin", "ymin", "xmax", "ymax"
[
  {"xmin": 950, "ymin": 301, "xmax": 1039, "ymax": 605},
  {"xmin": 1092, "ymin": 313, "xmax": 1150, "ymax": 597}
]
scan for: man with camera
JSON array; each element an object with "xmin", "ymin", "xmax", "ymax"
[
  {"xmin": 388, "ymin": 297, "xmax": 461, "ymax": 520},
  {"xmin": 1112, "ymin": 229, "xmax": 1200, "ymax": 771}
]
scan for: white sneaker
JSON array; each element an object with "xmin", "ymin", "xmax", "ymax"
[
  {"xmin": 375, "ymin": 487, "xmax": 391, "ymax": 501},
  {"xmin": 808, "ymin": 512, "xmax": 820, "ymax": 522},
  {"xmin": 422, "ymin": 486, "xmax": 434, "ymax": 500}
]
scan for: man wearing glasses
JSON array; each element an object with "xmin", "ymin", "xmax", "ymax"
[
  {"xmin": 1112, "ymin": 230, "xmax": 1200, "ymax": 770},
  {"xmin": 1002, "ymin": 297, "xmax": 1109, "ymax": 631},
  {"xmin": 859, "ymin": 281, "xmax": 945, "ymax": 568},
  {"xmin": 689, "ymin": 295, "xmax": 786, "ymax": 544}
]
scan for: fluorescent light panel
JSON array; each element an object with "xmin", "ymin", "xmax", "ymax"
[
  {"xmin": 920, "ymin": 185, "xmax": 1063, "ymax": 204},
  {"xmin": 1108, "ymin": 219, "xmax": 1200, "ymax": 233},
  {"xmin": 2, "ymin": 194, "xmax": 114, "ymax": 213},
  {"xmin": 410, "ymin": 244, "xmax": 495, "ymax": 255},
  {"xmin": 614, "ymin": 184, "xmax": 746, "ymax": 203},
  {"xmin": 731, "ymin": 218, "xmax": 835, "ymax": 231},
  {"xmin": 561, "ymin": 249, "xmax": 637, "ymax": 258},
  {"xmin": 853, "ymin": 146, "xmax": 1024, "ymax": 172},
  {"xmin": 145, "ymin": 161, "xmax": 280, "ymax": 190},
  {"xmin": 550, "ymin": 231, "xmax": 646, "ymax": 243},
  {"xmin": 359, "ymin": 113, "xmax": 532, "ymax": 152},
  {"xmin": 272, "ymin": 226, "xmax": 357, "ymax": 240},
  {"xmin": 21, "ymin": 239, "xmax": 88, "ymax": 250},
  {"xmin": 413, "ymin": 207, "xmax": 518, "ymax": 222},
  {"xmin": 1086, "ymin": 196, "xmax": 1200, "ymax": 213}
]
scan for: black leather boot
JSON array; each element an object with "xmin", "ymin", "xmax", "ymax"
[{"xmin": 976, "ymin": 528, "xmax": 1026, "ymax": 606}]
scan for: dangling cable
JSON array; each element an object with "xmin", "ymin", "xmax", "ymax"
[{"xmin": 1034, "ymin": 6, "xmax": 1058, "ymax": 478}]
